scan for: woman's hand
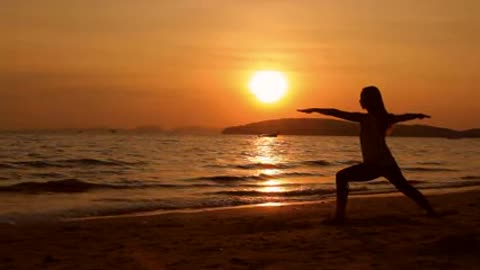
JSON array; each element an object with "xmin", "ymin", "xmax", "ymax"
[
  {"xmin": 417, "ymin": 114, "xmax": 431, "ymax": 119},
  {"xmin": 297, "ymin": 108, "xmax": 316, "ymax": 114}
]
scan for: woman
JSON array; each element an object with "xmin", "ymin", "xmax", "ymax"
[{"xmin": 298, "ymin": 86, "xmax": 436, "ymax": 224}]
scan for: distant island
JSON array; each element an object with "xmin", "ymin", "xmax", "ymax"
[
  {"xmin": 2, "ymin": 120, "xmax": 478, "ymax": 138},
  {"xmin": 222, "ymin": 118, "xmax": 480, "ymax": 138}
]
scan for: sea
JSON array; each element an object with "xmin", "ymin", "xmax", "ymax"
[{"xmin": 0, "ymin": 132, "xmax": 479, "ymax": 223}]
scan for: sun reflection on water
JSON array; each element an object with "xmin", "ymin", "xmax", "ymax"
[
  {"xmin": 250, "ymin": 137, "xmax": 287, "ymax": 194},
  {"xmin": 259, "ymin": 179, "xmax": 285, "ymax": 192},
  {"xmin": 258, "ymin": 202, "xmax": 284, "ymax": 207},
  {"xmin": 259, "ymin": 185, "xmax": 285, "ymax": 193},
  {"xmin": 261, "ymin": 168, "xmax": 280, "ymax": 176}
]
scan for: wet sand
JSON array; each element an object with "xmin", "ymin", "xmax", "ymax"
[{"xmin": 1, "ymin": 188, "xmax": 480, "ymax": 269}]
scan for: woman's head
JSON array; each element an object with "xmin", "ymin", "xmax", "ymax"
[
  {"xmin": 360, "ymin": 86, "xmax": 387, "ymax": 115},
  {"xmin": 361, "ymin": 86, "xmax": 393, "ymax": 132}
]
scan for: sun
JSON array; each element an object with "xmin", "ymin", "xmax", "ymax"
[{"xmin": 248, "ymin": 70, "xmax": 288, "ymax": 103}]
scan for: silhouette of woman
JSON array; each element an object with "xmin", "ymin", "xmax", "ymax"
[{"xmin": 298, "ymin": 86, "xmax": 436, "ymax": 224}]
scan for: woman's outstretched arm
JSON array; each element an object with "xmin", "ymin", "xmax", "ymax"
[
  {"xmin": 297, "ymin": 108, "xmax": 364, "ymax": 122},
  {"xmin": 391, "ymin": 113, "xmax": 430, "ymax": 124}
]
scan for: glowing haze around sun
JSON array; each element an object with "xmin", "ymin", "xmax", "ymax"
[{"xmin": 248, "ymin": 71, "xmax": 288, "ymax": 103}]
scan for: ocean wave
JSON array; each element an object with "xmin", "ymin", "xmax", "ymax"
[
  {"xmin": 7, "ymin": 158, "xmax": 144, "ymax": 169},
  {"xmin": 207, "ymin": 179, "xmax": 480, "ymax": 199},
  {"xmin": 235, "ymin": 163, "xmax": 293, "ymax": 170},
  {"xmin": 29, "ymin": 172, "xmax": 67, "ymax": 178},
  {"xmin": 27, "ymin": 153, "xmax": 45, "ymax": 158},
  {"xmin": 0, "ymin": 179, "xmax": 113, "ymax": 193},
  {"xmin": 12, "ymin": 161, "xmax": 55, "ymax": 168},
  {"xmin": 460, "ymin": 176, "xmax": 480, "ymax": 180},
  {"xmin": 210, "ymin": 188, "xmax": 333, "ymax": 197},
  {"xmin": 191, "ymin": 175, "xmax": 267, "ymax": 183},
  {"xmin": 210, "ymin": 186, "xmax": 367, "ymax": 197},
  {"xmin": 420, "ymin": 180, "xmax": 480, "ymax": 190},
  {"xmin": 417, "ymin": 161, "xmax": 444, "ymax": 165},
  {"xmin": 206, "ymin": 159, "xmax": 334, "ymax": 170},
  {"xmin": 61, "ymin": 158, "xmax": 141, "ymax": 166},
  {"xmin": 1, "ymin": 175, "xmax": 312, "ymax": 193},
  {"xmin": 0, "ymin": 179, "xmax": 180, "ymax": 193},
  {"xmin": 0, "ymin": 163, "xmax": 17, "ymax": 169},
  {"xmin": 301, "ymin": 160, "xmax": 332, "ymax": 166},
  {"xmin": 259, "ymin": 172, "xmax": 323, "ymax": 178},
  {"xmin": 403, "ymin": 167, "xmax": 458, "ymax": 172},
  {"xmin": 206, "ymin": 162, "xmax": 295, "ymax": 170},
  {"xmin": 187, "ymin": 172, "xmax": 323, "ymax": 183}
]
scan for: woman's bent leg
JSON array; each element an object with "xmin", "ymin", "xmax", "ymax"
[{"xmin": 334, "ymin": 164, "xmax": 381, "ymax": 221}]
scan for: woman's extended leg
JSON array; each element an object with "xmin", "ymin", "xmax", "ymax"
[
  {"xmin": 334, "ymin": 164, "xmax": 381, "ymax": 222},
  {"xmin": 384, "ymin": 167, "xmax": 435, "ymax": 215}
]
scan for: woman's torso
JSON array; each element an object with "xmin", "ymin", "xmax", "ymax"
[{"xmin": 360, "ymin": 114, "xmax": 396, "ymax": 166}]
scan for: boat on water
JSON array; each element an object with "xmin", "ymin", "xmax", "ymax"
[{"xmin": 258, "ymin": 132, "xmax": 279, "ymax": 138}]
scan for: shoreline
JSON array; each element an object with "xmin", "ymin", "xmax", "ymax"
[
  {"xmin": 1, "ymin": 187, "xmax": 480, "ymax": 269},
  {"xmin": 65, "ymin": 185, "xmax": 480, "ymax": 222},
  {"xmin": 1, "ymin": 184, "xmax": 479, "ymax": 225}
]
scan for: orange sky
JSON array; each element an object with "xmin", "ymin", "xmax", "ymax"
[{"xmin": 1, "ymin": 0, "xmax": 479, "ymax": 130}]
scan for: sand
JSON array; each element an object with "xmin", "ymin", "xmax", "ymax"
[{"xmin": 1, "ymin": 188, "xmax": 480, "ymax": 270}]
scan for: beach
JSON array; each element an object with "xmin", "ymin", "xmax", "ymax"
[
  {"xmin": 1, "ymin": 187, "xmax": 479, "ymax": 270},
  {"xmin": 3, "ymin": 1, "xmax": 480, "ymax": 269}
]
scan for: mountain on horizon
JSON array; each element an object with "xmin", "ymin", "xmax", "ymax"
[{"xmin": 222, "ymin": 118, "xmax": 479, "ymax": 138}]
